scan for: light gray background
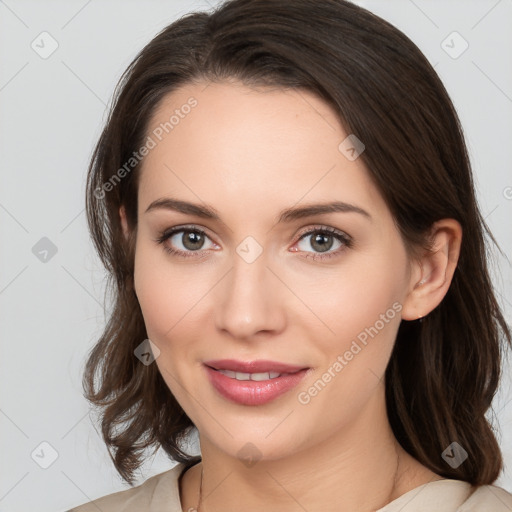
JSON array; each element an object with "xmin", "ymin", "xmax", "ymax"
[{"xmin": 0, "ymin": 1, "xmax": 511, "ymax": 511}]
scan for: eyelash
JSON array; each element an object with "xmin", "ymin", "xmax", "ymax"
[{"xmin": 154, "ymin": 224, "xmax": 353, "ymax": 261}]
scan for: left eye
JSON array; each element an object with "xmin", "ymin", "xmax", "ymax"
[
  {"xmin": 292, "ymin": 227, "xmax": 352, "ymax": 260},
  {"xmin": 296, "ymin": 230, "xmax": 344, "ymax": 253}
]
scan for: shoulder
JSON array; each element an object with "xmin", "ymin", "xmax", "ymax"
[
  {"xmin": 66, "ymin": 463, "xmax": 187, "ymax": 512},
  {"xmin": 458, "ymin": 483, "xmax": 512, "ymax": 511},
  {"xmin": 377, "ymin": 478, "xmax": 512, "ymax": 512}
]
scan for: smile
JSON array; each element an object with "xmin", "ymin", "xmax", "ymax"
[
  {"xmin": 216, "ymin": 369, "xmax": 283, "ymax": 381},
  {"xmin": 204, "ymin": 365, "xmax": 310, "ymax": 406}
]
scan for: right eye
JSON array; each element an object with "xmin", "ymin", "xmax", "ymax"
[{"xmin": 155, "ymin": 225, "xmax": 218, "ymax": 258}]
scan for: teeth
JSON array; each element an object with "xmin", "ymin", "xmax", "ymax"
[
  {"xmin": 250, "ymin": 371, "xmax": 281, "ymax": 381},
  {"xmin": 217, "ymin": 369, "xmax": 282, "ymax": 380}
]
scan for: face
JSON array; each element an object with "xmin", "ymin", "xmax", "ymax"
[{"xmin": 129, "ymin": 80, "xmax": 417, "ymax": 462}]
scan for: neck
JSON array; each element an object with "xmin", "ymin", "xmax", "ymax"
[{"xmin": 183, "ymin": 388, "xmax": 440, "ymax": 512}]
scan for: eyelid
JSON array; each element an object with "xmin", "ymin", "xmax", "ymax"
[
  {"xmin": 157, "ymin": 223, "xmax": 218, "ymax": 243},
  {"xmin": 295, "ymin": 224, "xmax": 350, "ymax": 240}
]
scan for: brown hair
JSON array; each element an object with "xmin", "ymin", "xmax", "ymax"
[{"xmin": 83, "ymin": 0, "xmax": 511, "ymax": 486}]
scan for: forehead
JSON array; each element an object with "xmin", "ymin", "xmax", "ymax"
[{"xmin": 138, "ymin": 80, "xmax": 387, "ymax": 223}]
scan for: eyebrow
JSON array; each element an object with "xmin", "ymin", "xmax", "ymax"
[{"xmin": 144, "ymin": 198, "xmax": 372, "ymax": 223}]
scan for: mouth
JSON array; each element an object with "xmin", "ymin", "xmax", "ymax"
[
  {"xmin": 209, "ymin": 368, "xmax": 290, "ymax": 381},
  {"xmin": 203, "ymin": 358, "xmax": 308, "ymax": 374},
  {"xmin": 203, "ymin": 359, "xmax": 311, "ymax": 406}
]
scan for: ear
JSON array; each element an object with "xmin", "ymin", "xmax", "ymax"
[
  {"xmin": 401, "ymin": 219, "xmax": 462, "ymax": 321},
  {"xmin": 119, "ymin": 205, "xmax": 130, "ymax": 241}
]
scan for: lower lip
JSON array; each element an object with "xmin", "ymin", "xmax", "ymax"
[{"xmin": 204, "ymin": 365, "xmax": 309, "ymax": 406}]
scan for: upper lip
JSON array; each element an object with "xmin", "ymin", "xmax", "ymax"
[{"xmin": 204, "ymin": 359, "xmax": 308, "ymax": 374}]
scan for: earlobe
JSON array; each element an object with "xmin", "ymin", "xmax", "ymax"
[{"xmin": 401, "ymin": 219, "xmax": 462, "ymax": 321}]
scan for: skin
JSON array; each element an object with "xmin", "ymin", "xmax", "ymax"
[{"xmin": 119, "ymin": 80, "xmax": 462, "ymax": 512}]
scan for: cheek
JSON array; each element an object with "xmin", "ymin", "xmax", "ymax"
[
  {"xmin": 314, "ymin": 250, "xmax": 407, "ymax": 348},
  {"xmin": 300, "ymin": 244, "xmax": 407, "ymax": 400},
  {"xmin": 133, "ymin": 246, "xmax": 169, "ymax": 334},
  {"xmin": 295, "ymin": 280, "xmax": 403, "ymax": 431},
  {"xmin": 134, "ymin": 251, "xmax": 181, "ymax": 373},
  {"xmin": 133, "ymin": 248, "xmax": 199, "ymax": 404},
  {"xmin": 133, "ymin": 240, "xmax": 212, "ymax": 380},
  {"xmin": 317, "ymin": 283, "xmax": 401, "ymax": 389},
  {"xmin": 134, "ymin": 239, "xmax": 198, "ymax": 333}
]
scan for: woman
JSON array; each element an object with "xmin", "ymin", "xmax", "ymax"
[{"xmin": 68, "ymin": 0, "xmax": 512, "ymax": 510}]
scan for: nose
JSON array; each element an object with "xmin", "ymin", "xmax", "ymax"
[{"xmin": 214, "ymin": 249, "xmax": 287, "ymax": 341}]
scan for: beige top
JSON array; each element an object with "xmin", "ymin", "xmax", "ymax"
[{"xmin": 67, "ymin": 462, "xmax": 512, "ymax": 512}]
